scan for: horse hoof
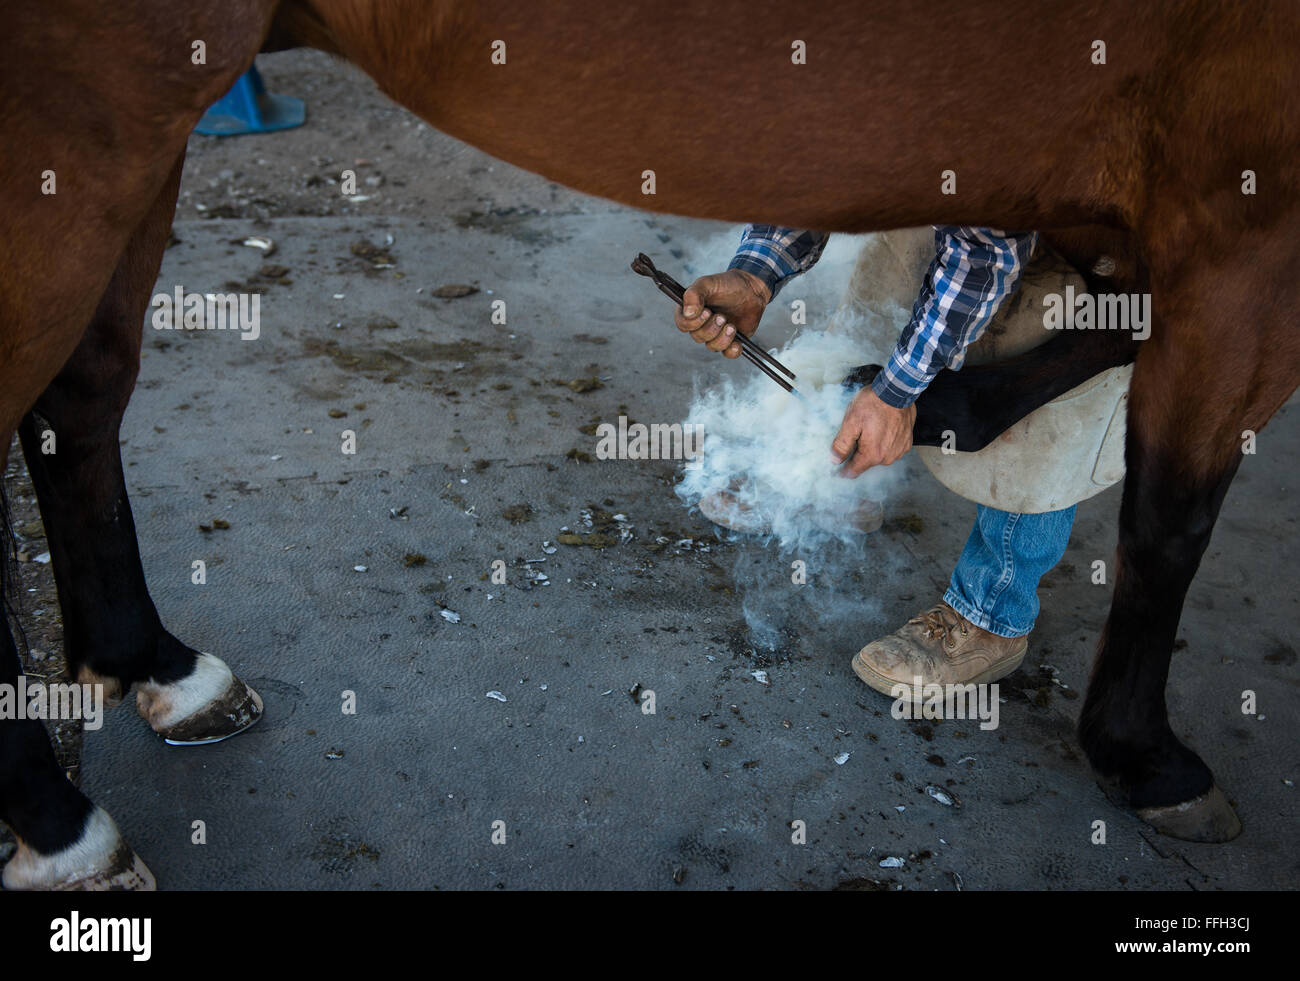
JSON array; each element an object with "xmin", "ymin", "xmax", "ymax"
[
  {"xmin": 1137, "ymin": 785, "xmax": 1242, "ymax": 843},
  {"xmin": 1, "ymin": 807, "xmax": 156, "ymax": 891},
  {"xmin": 136, "ymin": 652, "xmax": 263, "ymax": 746},
  {"xmin": 698, "ymin": 487, "xmax": 769, "ymax": 534}
]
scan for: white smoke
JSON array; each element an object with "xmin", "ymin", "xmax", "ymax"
[
  {"xmin": 669, "ymin": 230, "xmax": 923, "ymax": 653},
  {"xmin": 676, "ymin": 325, "xmax": 914, "ymax": 653},
  {"xmin": 677, "ymin": 328, "xmax": 906, "ymax": 546}
]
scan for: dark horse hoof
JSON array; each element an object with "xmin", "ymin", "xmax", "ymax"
[
  {"xmin": 1137, "ymin": 785, "xmax": 1242, "ymax": 843},
  {"xmin": 840, "ymin": 363, "xmax": 883, "ymax": 393}
]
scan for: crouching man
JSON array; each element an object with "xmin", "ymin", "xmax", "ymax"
[{"xmin": 675, "ymin": 225, "xmax": 1075, "ymax": 695}]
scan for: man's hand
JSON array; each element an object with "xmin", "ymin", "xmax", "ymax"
[
  {"xmin": 831, "ymin": 387, "xmax": 916, "ymax": 477},
  {"xmin": 674, "ymin": 269, "xmax": 771, "ymax": 359}
]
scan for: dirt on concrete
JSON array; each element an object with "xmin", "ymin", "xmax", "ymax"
[{"xmin": 4, "ymin": 48, "xmax": 1296, "ymax": 892}]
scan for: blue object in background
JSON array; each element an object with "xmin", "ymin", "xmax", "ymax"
[{"xmin": 195, "ymin": 64, "xmax": 305, "ymax": 136}]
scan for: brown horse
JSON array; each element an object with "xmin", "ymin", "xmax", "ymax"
[{"xmin": 1, "ymin": 0, "xmax": 1296, "ymax": 887}]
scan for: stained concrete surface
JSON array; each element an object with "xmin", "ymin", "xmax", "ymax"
[
  {"xmin": 0, "ymin": 46, "xmax": 1284, "ymax": 891},
  {"xmin": 77, "ymin": 208, "xmax": 1299, "ymax": 890}
]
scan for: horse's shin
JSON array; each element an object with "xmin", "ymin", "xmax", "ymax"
[
  {"xmin": 1079, "ymin": 437, "xmax": 1247, "ymax": 842},
  {"xmin": 1079, "ymin": 446, "xmax": 1240, "ymax": 802},
  {"xmin": 18, "ymin": 425, "xmax": 195, "ymax": 693},
  {"xmin": 17, "ymin": 157, "xmax": 198, "ymax": 695}
]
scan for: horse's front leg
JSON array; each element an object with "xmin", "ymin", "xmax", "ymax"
[
  {"xmin": 1079, "ymin": 240, "xmax": 1300, "ymax": 841},
  {"xmin": 0, "ymin": 591, "xmax": 155, "ymax": 890},
  {"xmin": 17, "ymin": 155, "xmax": 262, "ymax": 748}
]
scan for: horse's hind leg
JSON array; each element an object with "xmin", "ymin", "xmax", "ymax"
[
  {"xmin": 1078, "ymin": 233, "xmax": 1300, "ymax": 841},
  {"xmin": 17, "ymin": 155, "xmax": 262, "ymax": 747}
]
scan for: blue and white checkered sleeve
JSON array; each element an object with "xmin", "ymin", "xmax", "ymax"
[
  {"xmin": 871, "ymin": 226, "xmax": 1038, "ymax": 409},
  {"xmin": 727, "ymin": 224, "xmax": 830, "ymax": 299}
]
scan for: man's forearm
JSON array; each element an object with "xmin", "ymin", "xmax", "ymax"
[
  {"xmin": 871, "ymin": 227, "xmax": 1038, "ymax": 409},
  {"xmin": 728, "ymin": 224, "xmax": 830, "ymax": 299}
]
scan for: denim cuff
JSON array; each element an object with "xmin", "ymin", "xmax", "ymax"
[{"xmin": 942, "ymin": 587, "xmax": 1033, "ymax": 639}]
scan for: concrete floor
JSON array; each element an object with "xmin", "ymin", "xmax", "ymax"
[{"xmin": 75, "ymin": 207, "xmax": 1298, "ymax": 890}]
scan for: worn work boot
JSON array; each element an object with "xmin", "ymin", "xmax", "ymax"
[{"xmin": 851, "ymin": 602, "xmax": 1027, "ymax": 699}]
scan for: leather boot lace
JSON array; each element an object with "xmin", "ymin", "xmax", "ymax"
[{"xmin": 908, "ymin": 605, "xmax": 969, "ymax": 645}]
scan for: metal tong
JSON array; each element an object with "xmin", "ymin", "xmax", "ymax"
[{"xmin": 631, "ymin": 253, "xmax": 805, "ymax": 400}]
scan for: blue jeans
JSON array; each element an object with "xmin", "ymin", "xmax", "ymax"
[{"xmin": 943, "ymin": 504, "xmax": 1075, "ymax": 638}]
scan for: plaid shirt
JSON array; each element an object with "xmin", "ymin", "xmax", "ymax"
[{"xmin": 729, "ymin": 225, "xmax": 1038, "ymax": 408}]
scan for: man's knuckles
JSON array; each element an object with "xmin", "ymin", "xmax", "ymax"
[
  {"xmin": 848, "ymin": 453, "xmax": 879, "ymax": 475},
  {"xmin": 693, "ymin": 322, "xmax": 724, "ymax": 344}
]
